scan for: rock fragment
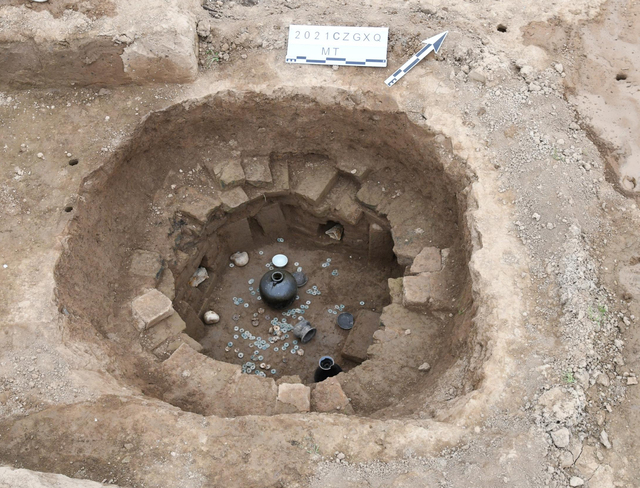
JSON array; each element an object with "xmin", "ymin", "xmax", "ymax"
[
  {"xmin": 230, "ymin": 251, "xmax": 249, "ymax": 267},
  {"xmin": 550, "ymin": 427, "xmax": 570, "ymax": 448},
  {"xmin": 599, "ymin": 430, "xmax": 612, "ymax": 449},
  {"xmin": 203, "ymin": 311, "xmax": 220, "ymax": 324},
  {"xmin": 188, "ymin": 267, "xmax": 209, "ymax": 287},
  {"xmin": 197, "ymin": 20, "xmax": 211, "ymax": 38}
]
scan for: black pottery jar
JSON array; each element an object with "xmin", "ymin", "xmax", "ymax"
[
  {"xmin": 259, "ymin": 269, "xmax": 298, "ymax": 309},
  {"xmin": 313, "ymin": 356, "xmax": 343, "ymax": 383}
]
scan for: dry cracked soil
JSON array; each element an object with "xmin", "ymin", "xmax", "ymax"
[{"xmin": 1, "ymin": 0, "xmax": 640, "ymax": 487}]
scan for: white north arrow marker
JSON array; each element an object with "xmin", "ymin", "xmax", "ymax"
[{"xmin": 384, "ymin": 31, "xmax": 448, "ymax": 87}]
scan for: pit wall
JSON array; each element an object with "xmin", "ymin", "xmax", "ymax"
[{"xmin": 54, "ymin": 89, "xmax": 482, "ymax": 420}]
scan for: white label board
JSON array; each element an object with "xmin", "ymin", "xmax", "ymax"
[{"xmin": 286, "ymin": 25, "xmax": 388, "ymax": 67}]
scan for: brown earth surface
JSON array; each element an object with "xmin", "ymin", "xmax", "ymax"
[{"xmin": 0, "ymin": 0, "xmax": 639, "ymax": 487}]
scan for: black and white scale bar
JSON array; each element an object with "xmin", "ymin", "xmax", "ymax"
[
  {"xmin": 384, "ymin": 31, "xmax": 448, "ymax": 87},
  {"xmin": 286, "ymin": 56, "xmax": 387, "ymax": 66}
]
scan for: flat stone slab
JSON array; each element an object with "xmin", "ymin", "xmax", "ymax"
[
  {"xmin": 157, "ymin": 268, "xmax": 175, "ymax": 300},
  {"xmin": 336, "ymin": 154, "xmax": 372, "ymax": 182},
  {"xmin": 403, "ymin": 272, "xmax": 455, "ymax": 311},
  {"xmin": 179, "ymin": 333, "xmax": 203, "ymax": 352},
  {"xmin": 131, "ymin": 289, "xmax": 174, "ymax": 330},
  {"xmin": 220, "ymin": 187, "xmax": 249, "ymax": 212},
  {"xmin": 129, "ymin": 249, "xmax": 164, "ymax": 289},
  {"xmin": 391, "ymin": 225, "xmax": 431, "ymax": 267},
  {"xmin": 342, "ymin": 310, "xmax": 381, "ymax": 363},
  {"xmin": 334, "ymin": 193, "xmax": 363, "ymax": 225},
  {"xmin": 162, "ymin": 344, "xmax": 277, "ymax": 416},
  {"xmin": 175, "ymin": 187, "xmax": 222, "ymax": 224},
  {"xmin": 212, "ymin": 158, "xmax": 246, "ymax": 189},
  {"xmin": 276, "ymin": 375, "xmax": 303, "ymax": 385},
  {"xmin": 410, "ymin": 247, "xmax": 443, "ymax": 274},
  {"xmin": 142, "ymin": 312, "xmax": 186, "ymax": 350},
  {"xmin": 293, "ymin": 162, "xmax": 338, "ymax": 204},
  {"xmin": 356, "ymin": 181, "xmax": 385, "ymax": 211},
  {"xmin": 276, "ymin": 383, "xmax": 311, "ymax": 413},
  {"xmin": 388, "ymin": 277, "xmax": 404, "ymax": 304},
  {"xmin": 269, "ymin": 159, "xmax": 290, "ymax": 196},
  {"xmin": 247, "ymin": 158, "xmax": 291, "ymax": 200},
  {"xmin": 386, "ymin": 193, "xmax": 439, "ymax": 266},
  {"xmin": 242, "ymin": 156, "xmax": 273, "ymax": 187},
  {"xmin": 311, "ymin": 377, "xmax": 352, "ymax": 413},
  {"xmin": 152, "ymin": 335, "xmax": 186, "ymax": 359}
]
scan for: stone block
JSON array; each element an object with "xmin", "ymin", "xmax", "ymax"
[
  {"xmin": 141, "ymin": 313, "xmax": 186, "ymax": 350},
  {"xmin": 254, "ymin": 203, "xmax": 288, "ymax": 237},
  {"xmin": 173, "ymin": 248, "xmax": 207, "ymax": 299},
  {"xmin": 387, "ymin": 195, "xmax": 435, "ymax": 266},
  {"xmin": 220, "ymin": 187, "xmax": 249, "ymax": 212},
  {"xmin": 152, "ymin": 335, "xmax": 185, "ymax": 359},
  {"xmin": 392, "ymin": 228, "xmax": 426, "ymax": 266},
  {"xmin": 336, "ymin": 155, "xmax": 372, "ymax": 181},
  {"xmin": 157, "ymin": 268, "xmax": 175, "ymax": 300},
  {"xmin": 176, "ymin": 186, "xmax": 222, "ymax": 224},
  {"xmin": 293, "ymin": 163, "xmax": 338, "ymax": 204},
  {"xmin": 232, "ymin": 374, "xmax": 279, "ymax": 415},
  {"xmin": 379, "ymin": 304, "xmax": 436, "ymax": 336},
  {"xmin": 403, "ymin": 272, "xmax": 455, "ymax": 311},
  {"xmin": 334, "ymin": 193, "xmax": 363, "ymax": 226},
  {"xmin": 368, "ymin": 223, "xmax": 394, "ymax": 262},
  {"xmin": 219, "ymin": 218, "xmax": 254, "ymax": 254},
  {"xmin": 410, "ymin": 247, "xmax": 442, "ymax": 274},
  {"xmin": 388, "ymin": 277, "xmax": 403, "ymax": 304},
  {"xmin": 162, "ymin": 344, "xmax": 277, "ymax": 416},
  {"xmin": 179, "ymin": 333, "xmax": 203, "ymax": 352},
  {"xmin": 172, "ymin": 250, "xmax": 190, "ymax": 275},
  {"xmin": 356, "ymin": 181, "xmax": 385, "ymax": 211},
  {"xmin": 276, "ymin": 375, "xmax": 303, "ymax": 385},
  {"xmin": 212, "ymin": 158, "xmax": 245, "ymax": 189},
  {"xmin": 129, "ymin": 250, "xmax": 164, "ymax": 283},
  {"xmin": 268, "ymin": 159, "xmax": 290, "ymax": 196},
  {"xmin": 242, "ymin": 156, "xmax": 273, "ymax": 187},
  {"xmin": 131, "ymin": 289, "xmax": 174, "ymax": 331},
  {"xmin": 342, "ymin": 310, "xmax": 381, "ymax": 363},
  {"xmin": 276, "ymin": 383, "xmax": 311, "ymax": 413},
  {"xmin": 311, "ymin": 377, "xmax": 352, "ymax": 413}
]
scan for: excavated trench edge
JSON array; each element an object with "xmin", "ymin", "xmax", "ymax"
[{"xmin": 53, "ymin": 89, "xmax": 486, "ymax": 422}]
